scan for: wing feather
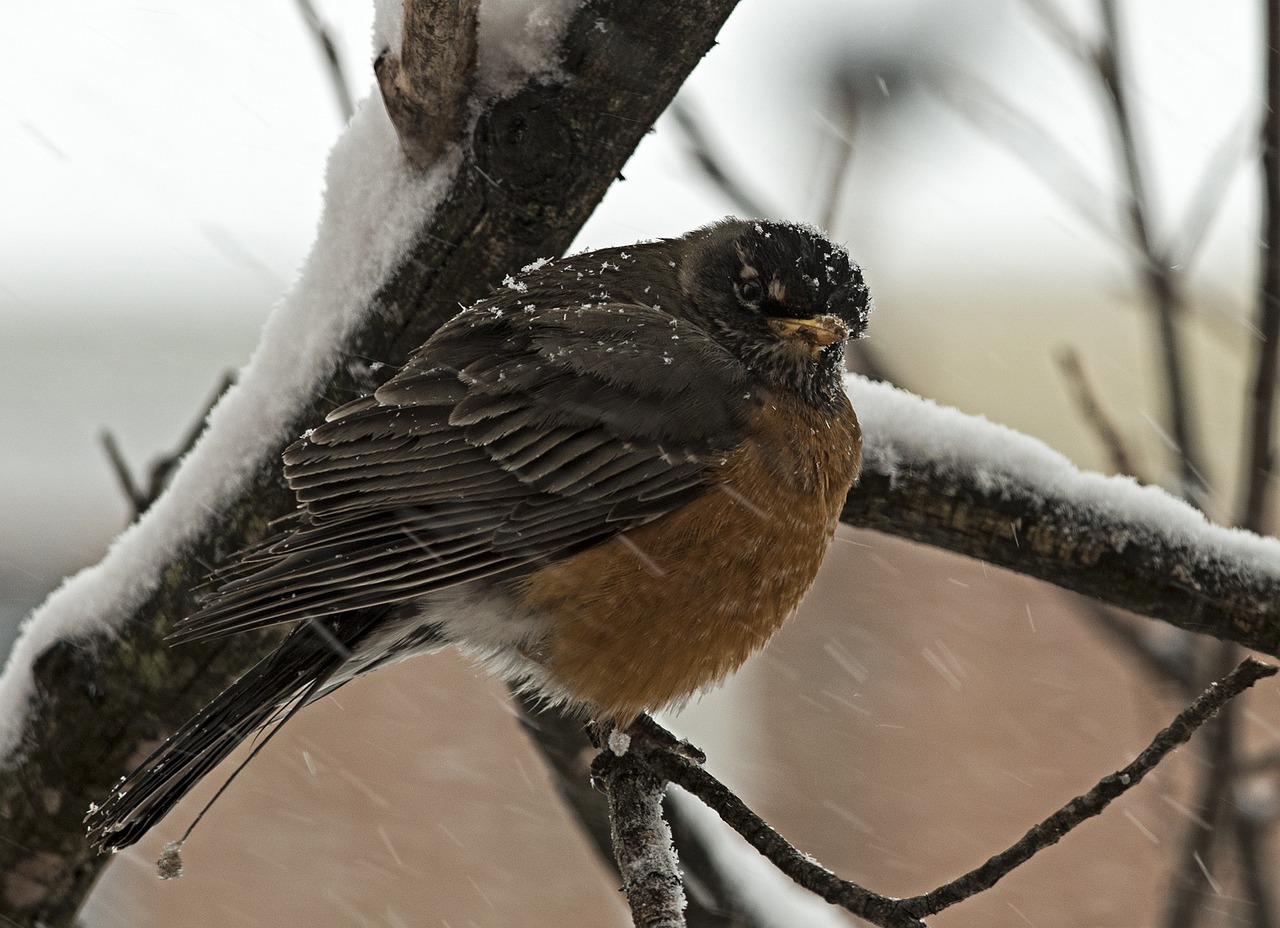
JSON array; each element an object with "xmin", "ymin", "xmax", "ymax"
[{"xmin": 177, "ymin": 297, "xmax": 752, "ymax": 643}]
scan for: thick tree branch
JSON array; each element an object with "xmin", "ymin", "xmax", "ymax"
[
  {"xmin": 841, "ymin": 389, "xmax": 1280, "ymax": 658},
  {"xmin": 0, "ymin": 2, "xmax": 740, "ymax": 924}
]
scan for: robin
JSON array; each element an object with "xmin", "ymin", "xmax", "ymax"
[{"xmin": 88, "ymin": 217, "xmax": 871, "ymax": 853}]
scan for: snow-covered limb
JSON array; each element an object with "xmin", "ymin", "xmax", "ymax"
[
  {"xmin": 843, "ymin": 376, "xmax": 1280, "ymax": 657},
  {"xmin": 0, "ymin": 2, "xmax": 740, "ymax": 924}
]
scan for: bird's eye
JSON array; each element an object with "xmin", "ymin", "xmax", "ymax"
[{"xmin": 737, "ymin": 278, "xmax": 764, "ymax": 303}]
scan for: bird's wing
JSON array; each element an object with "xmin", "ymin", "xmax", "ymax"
[{"xmin": 174, "ymin": 301, "xmax": 752, "ymax": 642}]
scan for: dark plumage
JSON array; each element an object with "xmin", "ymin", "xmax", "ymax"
[{"xmin": 87, "ymin": 218, "xmax": 871, "ymax": 854}]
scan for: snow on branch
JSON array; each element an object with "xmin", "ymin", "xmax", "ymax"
[
  {"xmin": 843, "ymin": 375, "xmax": 1280, "ymax": 658},
  {"xmin": 0, "ymin": 2, "xmax": 742, "ymax": 923}
]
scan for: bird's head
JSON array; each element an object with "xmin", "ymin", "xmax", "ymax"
[{"xmin": 676, "ymin": 218, "xmax": 871, "ymax": 409}]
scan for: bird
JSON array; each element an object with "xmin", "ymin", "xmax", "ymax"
[{"xmin": 87, "ymin": 217, "xmax": 871, "ymax": 855}]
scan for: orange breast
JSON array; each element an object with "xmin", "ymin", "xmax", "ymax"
[{"xmin": 515, "ymin": 388, "xmax": 861, "ymax": 723}]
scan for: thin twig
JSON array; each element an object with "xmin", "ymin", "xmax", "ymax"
[
  {"xmin": 669, "ymin": 102, "xmax": 775, "ymax": 219},
  {"xmin": 903, "ymin": 658, "xmax": 1275, "ymax": 919},
  {"xmin": 1017, "ymin": 0, "xmax": 1093, "ymax": 64},
  {"xmin": 648, "ymin": 752, "xmax": 923, "ymax": 928},
  {"xmin": 513, "ymin": 697, "xmax": 748, "ymax": 928},
  {"xmin": 925, "ymin": 64, "xmax": 1114, "ymax": 240},
  {"xmin": 597, "ymin": 738, "xmax": 687, "ymax": 928},
  {"xmin": 1241, "ymin": 0, "xmax": 1280, "ymax": 536},
  {"xmin": 1094, "ymin": 0, "xmax": 1208, "ymax": 505},
  {"xmin": 819, "ymin": 74, "xmax": 859, "ymax": 232},
  {"xmin": 644, "ymin": 660, "xmax": 1274, "ymax": 925},
  {"xmin": 1162, "ymin": 643, "xmax": 1242, "ymax": 928},
  {"xmin": 1054, "ymin": 346, "xmax": 1140, "ymax": 476},
  {"xmin": 99, "ymin": 373, "xmax": 234, "ymax": 519},
  {"xmin": 1170, "ymin": 111, "xmax": 1257, "ymax": 271},
  {"xmin": 292, "ymin": 0, "xmax": 355, "ymax": 122},
  {"xmin": 99, "ymin": 430, "xmax": 146, "ymax": 515}
]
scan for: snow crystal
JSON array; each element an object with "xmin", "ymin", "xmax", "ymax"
[{"xmin": 607, "ymin": 728, "xmax": 631, "ymax": 755}]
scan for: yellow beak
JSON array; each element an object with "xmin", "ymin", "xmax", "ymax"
[{"xmin": 766, "ymin": 314, "xmax": 849, "ymax": 348}]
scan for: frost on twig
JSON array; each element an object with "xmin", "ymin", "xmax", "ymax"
[{"xmin": 596, "ymin": 742, "xmax": 687, "ymax": 928}]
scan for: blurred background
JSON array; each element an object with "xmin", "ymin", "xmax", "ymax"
[{"xmin": 2, "ymin": 0, "xmax": 1275, "ymax": 925}]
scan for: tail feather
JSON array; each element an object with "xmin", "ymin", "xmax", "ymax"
[{"xmin": 87, "ymin": 614, "xmax": 380, "ymax": 851}]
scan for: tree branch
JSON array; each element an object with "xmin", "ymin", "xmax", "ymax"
[
  {"xmin": 375, "ymin": 0, "xmax": 479, "ymax": 168},
  {"xmin": 652, "ymin": 660, "xmax": 1274, "ymax": 925},
  {"xmin": 650, "ymin": 751, "xmax": 923, "ymax": 928},
  {"xmin": 515, "ymin": 695, "xmax": 759, "ymax": 928},
  {"xmin": 292, "ymin": 0, "xmax": 355, "ymax": 122},
  {"xmin": 0, "ymin": 2, "xmax": 741, "ymax": 924},
  {"xmin": 842, "ymin": 378, "xmax": 1280, "ymax": 659},
  {"xmin": 1094, "ymin": 0, "xmax": 1208, "ymax": 504},
  {"xmin": 903, "ymin": 658, "xmax": 1275, "ymax": 919},
  {"xmin": 597, "ymin": 744, "xmax": 687, "ymax": 928}
]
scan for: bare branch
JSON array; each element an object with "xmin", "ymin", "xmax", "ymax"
[
  {"xmin": 669, "ymin": 102, "xmax": 775, "ymax": 219},
  {"xmin": 1017, "ymin": 0, "xmax": 1093, "ymax": 65},
  {"xmin": 1054, "ymin": 346, "xmax": 1140, "ymax": 476},
  {"xmin": 516, "ymin": 694, "xmax": 774, "ymax": 928},
  {"xmin": 1170, "ymin": 112, "xmax": 1256, "ymax": 271},
  {"xmin": 1240, "ymin": 0, "xmax": 1280, "ymax": 535},
  {"xmin": 903, "ymin": 658, "xmax": 1275, "ymax": 918},
  {"xmin": 924, "ymin": 65, "xmax": 1114, "ymax": 240},
  {"xmin": 98, "ymin": 429, "xmax": 146, "ymax": 516},
  {"xmin": 597, "ymin": 745, "xmax": 687, "ymax": 928},
  {"xmin": 99, "ymin": 373, "xmax": 235, "ymax": 520},
  {"xmin": 292, "ymin": 0, "xmax": 355, "ymax": 122},
  {"xmin": 1162, "ymin": 644, "xmax": 1241, "ymax": 928},
  {"xmin": 818, "ymin": 73, "xmax": 860, "ymax": 232},
  {"xmin": 1094, "ymin": 0, "xmax": 1209, "ymax": 505},
  {"xmin": 653, "ymin": 661, "xmax": 1271, "ymax": 924},
  {"xmin": 375, "ymin": 0, "xmax": 480, "ymax": 168},
  {"xmin": 649, "ymin": 752, "xmax": 923, "ymax": 928}
]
